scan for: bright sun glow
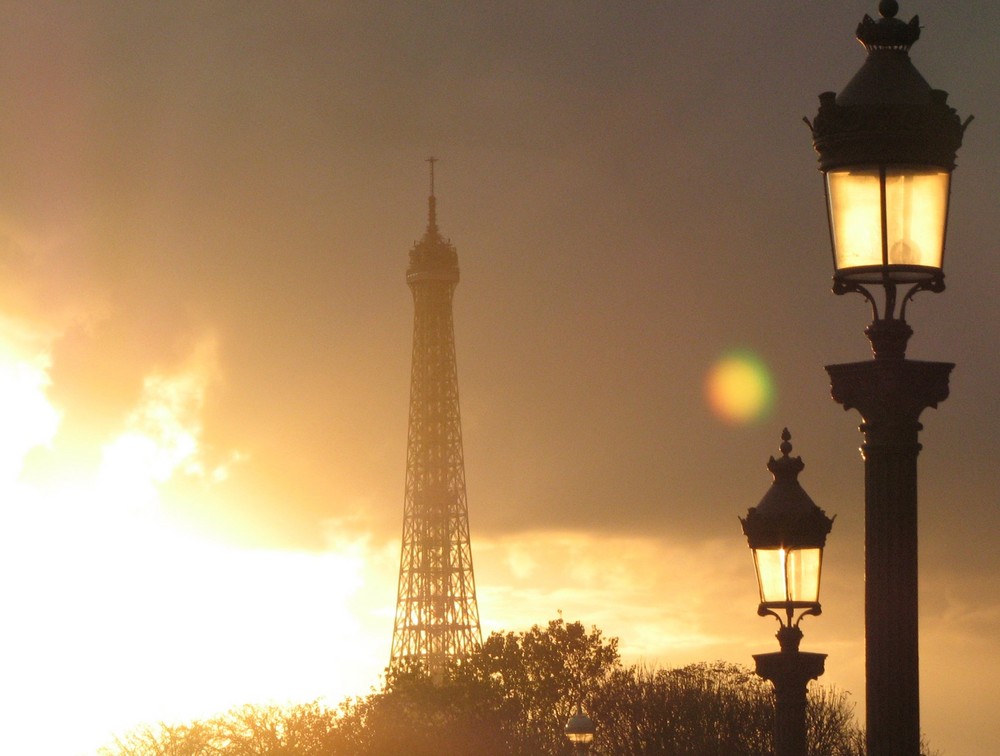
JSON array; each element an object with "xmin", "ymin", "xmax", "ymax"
[
  {"xmin": 0, "ymin": 323, "xmax": 383, "ymax": 756},
  {"xmin": 0, "ymin": 325, "xmax": 61, "ymax": 484}
]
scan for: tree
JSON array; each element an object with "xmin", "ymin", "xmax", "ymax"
[
  {"xmin": 805, "ymin": 685, "xmax": 864, "ymax": 756},
  {"xmin": 207, "ymin": 702, "xmax": 339, "ymax": 755},
  {"xmin": 327, "ymin": 617, "xmax": 619, "ymax": 755},
  {"xmin": 100, "ymin": 701, "xmax": 341, "ymax": 756},
  {"xmin": 591, "ymin": 662, "xmax": 772, "ymax": 755},
  {"xmin": 469, "ymin": 616, "xmax": 620, "ymax": 753},
  {"xmin": 102, "ymin": 618, "xmax": 889, "ymax": 755},
  {"xmin": 104, "ymin": 720, "xmax": 218, "ymax": 756},
  {"xmin": 330, "ymin": 663, "xmax": 508, "ymax": 756},
  {"xmin": 590, "ymin": 662, "xmax": 866, "ymax": 756}
]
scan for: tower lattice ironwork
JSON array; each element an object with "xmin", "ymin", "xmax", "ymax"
[{"xmin": 390, "ymin": 160, "xmax": 482, "ymax": 674}]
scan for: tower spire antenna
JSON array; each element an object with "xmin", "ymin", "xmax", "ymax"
[{"xmin": 426, "ymin": 156, "xmax": 438, "ymax": 231}]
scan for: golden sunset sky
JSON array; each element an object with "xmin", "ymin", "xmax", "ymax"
[{"xmin": 0, "ymin": 2, "xmax": 998, "ymax": 754}]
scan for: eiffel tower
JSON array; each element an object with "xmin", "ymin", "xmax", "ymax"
[{"xmin": 390, "ymin": 159, "xmax": 482, "ymax": 675}]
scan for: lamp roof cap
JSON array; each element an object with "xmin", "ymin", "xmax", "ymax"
[
  {"xmin": 807, "ymin": 3, "xmax": 970, "ymax": 171},
  {"xmin": 838, "ymin": 2, "xmax": 931, "ymax": 107},
  {"xmin": 740, "ymin": 429, "xmax": 834, "ymax": 549}
]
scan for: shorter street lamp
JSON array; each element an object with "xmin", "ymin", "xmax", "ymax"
[
  {"xmin": 564, "ymin": 703, "xmax": 596, "ymax": 754},
  {"xmin": 741, "ymin": 429, "xmax": 834, "ymax": 756}
]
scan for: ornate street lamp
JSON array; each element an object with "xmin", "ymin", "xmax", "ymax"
[
  {"xmin": 741, "ymin": 429, "xmax": 833, "ymax": 756},
  {"xmin": 564, "ymin": 703, "xmax": 596, "ymax": 754},
  {"xmin": 809, "ymin": 0, "xmax": 970, "ymax": 338},
  {"xmin": 805, "ymin": 2, "xmax": 971, "ymax": 753}
]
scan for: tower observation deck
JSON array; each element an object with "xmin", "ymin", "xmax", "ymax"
[{"xmin": 390, "ymin": 160, "xmax": 482, "ymax": 674}]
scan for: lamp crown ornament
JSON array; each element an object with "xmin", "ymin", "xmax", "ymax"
[{"xmin": 856, "ymin": 1, "xmax": 920, "ymax": 52}]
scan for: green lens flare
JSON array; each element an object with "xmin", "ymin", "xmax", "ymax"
[{"xmin": 705, "ymin": 350, "xmax": 775, "ymax": 425}]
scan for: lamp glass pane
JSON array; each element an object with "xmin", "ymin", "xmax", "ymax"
[
  {"xmin": 786, "ymin": 547, "xmax": 822, "ymax": 603},
  {"xmin": 883, "ymin": 167, "xmax": 949, "ymax": 269},
  {"xmin": 827, "ymin": 168, "xmax": 883, "ymax": 272},
  {"xmin": 567, "ymin": 733, "xmax": 594, "ymax": 745},
  {"xmin": 826, "ymin": 166, "xmax": 950, "ymax": 281},
  {"xmin": 753, "ymin": 548, "xmax": 788, "ymax": 604}
]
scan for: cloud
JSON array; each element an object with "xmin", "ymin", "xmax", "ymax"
[
  {"xmin": 474, "ymin": 531, "xmax": 759, "ymax": 662},
  {"xmin": 96, "ymin": 333, "xmax": 229, "ymax": 510},
  {"xmin": 0, "ymin": 328, "xmax": 372, "ymax": 754},
  {"xmin": 919, "ymin": 574, "xmax": 1000, "ymax": 749}
]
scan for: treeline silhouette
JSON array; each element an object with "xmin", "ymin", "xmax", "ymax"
[{"xmin": 102, "ymin": 617, "xmax": 938, "ymax": 755}]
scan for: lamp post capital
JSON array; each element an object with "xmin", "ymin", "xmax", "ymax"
[
  {"xmin": 753, "ymin": 650, "xmax": 827, "ymax": 691},
  {"xmin": 826, "ymin": 358, "xmax": 952, "ymax": 441}
]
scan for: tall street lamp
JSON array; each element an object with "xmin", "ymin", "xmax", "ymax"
[
  {"xmin": 805, "ymin": 2, "xmax": 971, "ymax": 753},
  {"xmin": 564, "ymin": 703, "xmax": 596, "ymax": 754},
  {"xmin": 741, "ymin": 429, "xmax": 834, "ymax": 756}
]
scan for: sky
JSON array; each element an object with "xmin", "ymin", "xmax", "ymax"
[{"xmin": 0, "ymin": 1, "xmax": 997, "ymax": 753}]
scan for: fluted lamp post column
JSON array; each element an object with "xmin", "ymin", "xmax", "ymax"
[
  {"xmin": 805, "ymin": 3, "xmax": 971, "ymax": 753},
  {"xmin": 741, "ymin": 429, "xmax": 834, "ymax": 756},
  {"xmin": 564, "ymin": 703, "xmax": 596, "ymax": 755}
]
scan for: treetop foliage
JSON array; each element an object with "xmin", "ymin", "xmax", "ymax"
[{"xmin": 102, "ymin": 617, "xmax": 925, "ymax": 755}]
